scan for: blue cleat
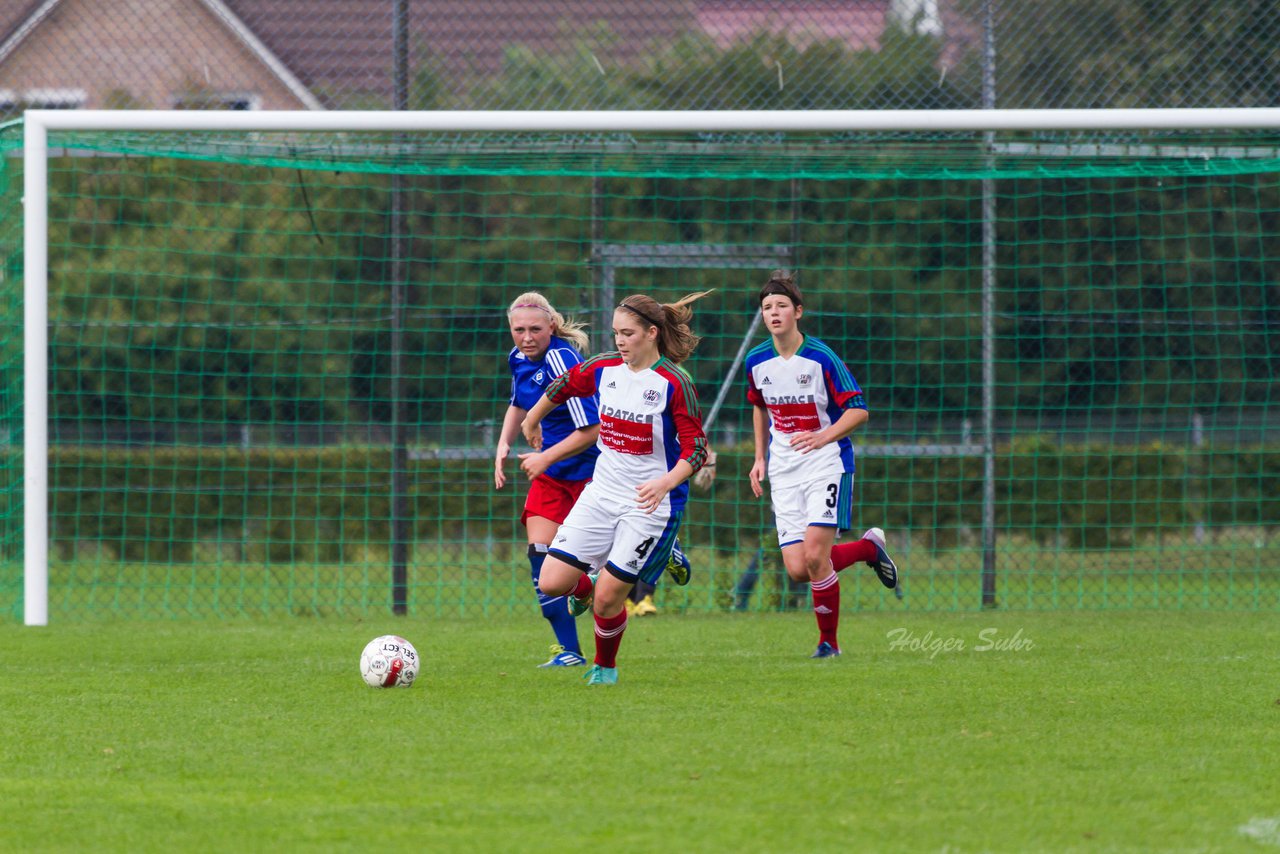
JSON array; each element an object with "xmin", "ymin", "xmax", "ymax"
[
  {"xmin": 861, "ymin": 527, "xmax": 899, "ymax": 591},
  {"xmin": 811, "ymin": 641, "xmax": 842, "ymax": 659},
  {"xmin": 568, "ymin": 571, "xmax": 597, "ymax": 617},
  {"xmin": 666, "ymin": 541, "xmax": 692, "ymax": 586},
  {"xmin": 538, "ymin": 644, "xmax": 586, "ymax": 668},
  {"xmin": 583, "ymin": 664, "xmax": 618, "ymax": 685}
]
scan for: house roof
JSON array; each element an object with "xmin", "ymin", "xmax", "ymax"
[
  {"xmin": 220, "ymin": 1, "xmax": 975, "ymax": 106},
  {"xmin": 220, "ymin": 0, "xmax": 702, "ymax": 102},
  {"xmin": 0, "ymin": 0, "xmax": 976, "ymax": 110},
  {"xmin": 0, "ymin": 0, "xmax": 56, "ymax": 67},
  {"xmin": 698, "ymin": 1, "xmax": 889, "ymax": 51}
]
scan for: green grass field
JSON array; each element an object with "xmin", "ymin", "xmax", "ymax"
[{"xmin": 2, "ymin": 610, "xmax": 1277, "ymax": 852}]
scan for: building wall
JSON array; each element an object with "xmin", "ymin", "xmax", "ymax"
[{"xmin": 0, "ymin": 0, "xmax": 310, "ymax": 109}]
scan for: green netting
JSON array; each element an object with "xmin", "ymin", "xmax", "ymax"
[
  {"xmin": 18, "ymin": 128, "xmax": 1280, "ymax": 180},
  {"xmin": 0, "ymin": 126, "xmax": 21, "ymax": 596},
  {"xmin": 2, "ymin": 126, "xmax": 1278, "ymax": 620}
]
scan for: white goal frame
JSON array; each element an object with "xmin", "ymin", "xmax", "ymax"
[{"xmin": 21, "ymin": 107, "xmax": 1280, "ymax": 625}]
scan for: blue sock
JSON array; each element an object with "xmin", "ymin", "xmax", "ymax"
[{"xmin": 529, "ymin": 544, "xmax": 581, "ymax": 655}]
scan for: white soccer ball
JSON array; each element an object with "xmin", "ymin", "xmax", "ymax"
[{"xmin": 359, "ymin": 635, "xmax": 420, "ymax": 688}]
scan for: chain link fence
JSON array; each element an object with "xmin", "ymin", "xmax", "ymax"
[
  {"xmin": 2, "ymin": 1, "xmax": 1279, "ymax": 117},
  {"xmin": 3, "ymin": 2, "xmax": 1279, "ymax": 619}
]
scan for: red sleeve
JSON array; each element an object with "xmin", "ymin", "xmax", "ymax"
[
  {"xmin": 546, "ymin": 360, "xmax": 598, "ymax": 404},
  {"xmin": 824, "ymin": 368, "xmax": 867, "ymax": 410},
  {"xmin": 745, "ymin": 371, "xmax": 766, "ymax": 407},
  {"xmin": 665, "ymin": 373, "xmax": 708, "ymax": 473}
]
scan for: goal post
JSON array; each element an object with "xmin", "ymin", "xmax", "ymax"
[{"xmin": 16, "ymin": 108, "xmax": 1280, "ymax": 625}]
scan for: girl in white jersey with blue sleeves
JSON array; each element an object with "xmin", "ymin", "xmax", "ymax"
[
  {"xmin": 521, "ymin": 291, "xmax": 712, "ymax": 686},
  {"xmin": 745, "ymin": 271, "xmax": 899, "ymax": 659}
]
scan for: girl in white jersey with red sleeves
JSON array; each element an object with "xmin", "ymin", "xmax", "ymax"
[
  {"xmin": 745, "ymin": 271, "xmax": 899, "ymax": 659},
  {"xmin": 521, "ymin": 291, "xmax": 712, "ymax": 686}
]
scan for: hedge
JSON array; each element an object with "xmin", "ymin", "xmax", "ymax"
[{"xmin": 0, "ymin": 438, "xmax": 1271, "ymax": 563}]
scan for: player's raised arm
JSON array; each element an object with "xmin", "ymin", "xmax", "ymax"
[{"xmin": 522, "ymin": 356, "xmax": 600, "ymax": 450}]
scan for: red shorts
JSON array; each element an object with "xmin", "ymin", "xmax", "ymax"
[{"xmin": 522, "ymin": 474, "xmax": 590, "ymax": 526}]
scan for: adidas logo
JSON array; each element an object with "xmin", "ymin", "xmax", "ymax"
[
  {"xmin": 607, "ymin": 381, "xmax": 617, "ymax": 388},
  {"xmin": 814, "ymin": 605, "xmax": 833, "ymax": 615},
  {"xmin": 627, "ymin": 559, "xmax": 639, "ymax": 568},
  {"xmin": 823, "ymin": 509, "xmax": 833, "ymax": 518},
  {"xmin": 761, "ymin": 376, "xmax": 772, "ymax": 385}
]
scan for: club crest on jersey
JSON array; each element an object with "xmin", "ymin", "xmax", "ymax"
[
  {"xmin": 797, "ymin": 374, "xmax": 812, "ymax": 385},
  {"xmin": 642, "ymin": 389, "xmax": 660, "ymax": 404},
  {"xmin": 533, "ymin": 370, "xmax": 545, "ymax": 384}
]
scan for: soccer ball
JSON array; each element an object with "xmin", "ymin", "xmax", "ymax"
[{"xmin": 359, "ymin": 635, "xmax": 420, "ymax": 688}]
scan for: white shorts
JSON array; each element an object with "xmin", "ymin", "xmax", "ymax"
[
  {"xmin": 770, "ymin": 472, "xmax": 854, "ymax": 547},
  {"xmin": 548, "ymin": 481, "xmax": 682, "ymax": 585}
]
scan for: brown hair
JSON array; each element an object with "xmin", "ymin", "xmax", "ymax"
[
  {"xmin": 506, "ymin": 291, "xmax": 590, "ymax": 352},
  {"xmin": 617, "ymin": 290, "xmax": 714, "ymax": 365},
  {"xmin": 758, "ymin": 269, "xmax": 803, "ymax": 307}
]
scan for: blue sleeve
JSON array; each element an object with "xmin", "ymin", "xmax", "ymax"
[
  {"xmin": 809, "ymin": 343, "xmax": 865, "ymax": 410},
  {"xmin": 547, "ymin": 346, "xmax": 599, "ymax": 428}
]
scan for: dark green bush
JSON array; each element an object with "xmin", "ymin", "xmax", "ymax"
[{"xmin": 21, "ymin": 441, "xmax": 1277, "ymax": 563}]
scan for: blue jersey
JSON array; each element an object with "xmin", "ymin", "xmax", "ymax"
[{"xmin": 509, "ymin": 336, "xmax": 600, "ymax": 482}]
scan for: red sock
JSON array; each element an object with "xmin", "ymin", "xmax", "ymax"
[
  {"xmin": 593, "ymin": 610, "xmax": 628, "ymax": 667},
  {"xmin": 811, "ymin": 572, "xmax": 840, "ymax": 649},
  {"xmin": 571, "ymin": 573, "xmax": 594, "ymax": 599},
  {"xmin": 831, "ymin": 538, "xmax": 877, "ymax": 572}
]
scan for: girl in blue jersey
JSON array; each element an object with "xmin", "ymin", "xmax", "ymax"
[
  {"xmin": 495, "ymin": 292, "xmax": 601, "ymax": 668},
  {"xmin": 521, "ymin": 291, "xmax": 712, "ymax": 686},
  {"xmin": 745, "ymin": 271, "xmax": 899, "ymax": 659}
]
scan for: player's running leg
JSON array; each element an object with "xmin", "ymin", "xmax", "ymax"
[
  {"xmin": 783, "ymin": 524, "xmax": 841, "ymax": 657},
  {"xmin": 526, "ymin": 516, "xmax": 587, "ymax": 667},
  {"xmin": 529, "ymin": 546, "xmax": 587, "ymax": 667},
  {"xmin": 829, "ymin": 527, "xmax": 899, "ymax": 591},
  {"xmin": 665, "ymin": 539, "xmax": 692, "ymax": 586},
  {"xmin": 584, "ymin": 570, "xmax": 630, "ymax": 686}
]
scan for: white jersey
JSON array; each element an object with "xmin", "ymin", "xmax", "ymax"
[
  {"xmin": 745, "ymin": 335, "xmax": 866, "ymax": 489},
  {"xmin": 547, "ymin": 352, "xmax": 708, "ymax": 513}
]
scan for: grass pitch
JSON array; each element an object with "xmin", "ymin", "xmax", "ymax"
[{"xmin": 1, "ymin": 610, "xmax": 1277, "ymax": 853}]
